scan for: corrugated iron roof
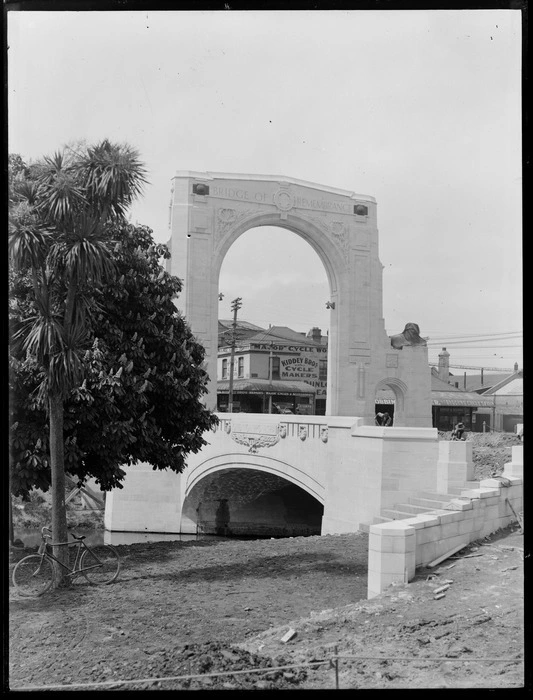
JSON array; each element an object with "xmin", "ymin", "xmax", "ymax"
[{"xmin": 430, "ymin": 391, "xmax": 494, "ymax": 407}]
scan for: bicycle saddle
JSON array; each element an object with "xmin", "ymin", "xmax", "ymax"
[{"xmin": 71, "ymin": 533, "xmax": 86, "ymax": 540}]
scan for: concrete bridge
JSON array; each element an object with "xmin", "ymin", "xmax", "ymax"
[
  {"xmin": 105, "ymin": 414, "xmax": 523, "ymax": 598},
  {"xmin": 105, "ymin": 414, "xmax": 440, "ymax": 537}
]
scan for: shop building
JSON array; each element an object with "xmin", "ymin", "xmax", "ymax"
[
  {"xmin": 217, "ymin": 325, "xmax": 327, "ymax": 414},
  {"xmin": 217, "ymin": 329, "xmax": 521, "ymax": 431}
]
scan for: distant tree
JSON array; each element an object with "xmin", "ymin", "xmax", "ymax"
[
  {"xmin": 8, "ymin": 141, "xmax": 148, "ymax": 581},
  {"xmin": 10, "ymin": 222, "xmax": 218, "ymax": 497}
]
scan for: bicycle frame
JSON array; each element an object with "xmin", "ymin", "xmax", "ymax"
[{"xmin": 39, "ymin": 529, "xmax": 105, "ymax": 578}]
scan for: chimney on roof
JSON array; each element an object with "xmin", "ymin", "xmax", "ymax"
[
  {"xmin": 307, "ymin": 327, "xmax": 322, "ymax": 342},
  {"xmin": 438, "ymin": 347, "xmax": 450, "ymax": 383},
  {"xmin": 514, "ymin": 362, "xmax": 519, "ymax": 372}
]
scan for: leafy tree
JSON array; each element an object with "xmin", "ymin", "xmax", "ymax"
[
  {"xmin": 10, "ymin": 222, "xmax": 218, "ymax": 498},
  {"xmin": 9, "ymin": 141, "xmax": 148, "ymax": 580}
]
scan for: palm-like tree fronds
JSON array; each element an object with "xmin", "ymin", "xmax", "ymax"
[
  {"xmin": 77, "ymin": 140, "xmax": 148, "ymax": 219},
  {"xmin": 35, "ymin": 151, "xmax": 87, "ymax": 224},
  {"xmin": 8, "ymin": 215, "xmax": 53, "ymax": 271}
]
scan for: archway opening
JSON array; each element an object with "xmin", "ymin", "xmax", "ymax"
[
  {"xmin": 374, "ymin": 378, "xmax": 408, "ymax": 426},
  {"xmin": 181, "ymin": 468, "xmax": 324, "ymax": 538},
  {"xmin": 217, "ymin": 226, "xmax": 331, "ymax": 415}
]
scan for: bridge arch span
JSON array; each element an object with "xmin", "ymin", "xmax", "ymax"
[{"xmin": 185, "ymin": 452, "xmax": 325, "ymax": 504}]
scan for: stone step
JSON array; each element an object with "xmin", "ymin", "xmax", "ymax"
[
  {"xmin": 358, "ymin": 515, "xmax": 394, "ymax": 534},
  {"xmin": 380, "ymin": 508, "xmax": 417, "ymax": 521},
  {"xmin": 393, "ymin": 502, "xmax": 435, "ymax": 515},
  {"xmin": 416, "ymin": 491, "xmax": 457, "ymax": 502},
  {"xmin": 447, "ymin": 482, "xmax": 480, "ymax": 495},
  {"xmin": 409, "ymin": 496, "xmax": 456, "ymax": 509}
]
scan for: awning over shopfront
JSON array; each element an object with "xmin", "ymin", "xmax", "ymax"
[
  {"xmin": 430, "ymin": 391, "xmax": 494, "ymax": 407},
  {"xmin": 376, "ymin": 389, "xmax": 494, "ymax": 408},
  {"xmin": 217, "ymin": 379, "xmax": 316, "ymax": 396}
]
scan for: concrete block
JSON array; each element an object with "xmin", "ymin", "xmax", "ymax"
[
  {"xmin": 432, "ymin": 511, "xmax": 457, "ymax": 525},
  {"xmin": 435, "ymin": 534, "xmax": 470, "ymax": 557},
  {"xmin": 416, "ymin": 526, "xmax": 441, "ymax": 545},
  {"xmin": 370, "ymin": 522, "xmax": 415, "ymax": 537},
  {"xmin": 416, "ymin": 541, "xmax": 437, "ymax": 566},
  {"xmin": 478, "ymin": 488, "xmax": 502, "ymax": 498},
  {"xmin": 370, "ymin": 551, "xmax": 411, "ymax": 574},
  {"xmin": 412, "ymin": 514, "xmax": 441, "ymax": 528},
  {"xmin": 391, "ymin": 535, "xmax": 416, "ymax": 554},
  {"xmin": 447, "ymin": 499, "xmax": 473, "ymax": 511},
  {"xmin": 482, "ymin": 505, "xmax": 500, "ymax": 521},
  {"xmin": 369, "ymin": 533, "xmax": 395, "ymax": 553},
  {"xmin": 461, "ymin": 489, "xmax": 481, "ymax": 499},
  {"xmin": 457, "ymin": 518, "xmax": 476, "ymax": 535},
  {"xmin": 440, "ymin": 521, "xmax": 461, "ymax": 539}
]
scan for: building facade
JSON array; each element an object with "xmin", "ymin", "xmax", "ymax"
[
  {"xmin": 217, "ymin": 325, "xmax": 328, "ymax": 414},
  {"xmin": 217, "ymin": 331, "xmax": 520, "ymax": 430}
]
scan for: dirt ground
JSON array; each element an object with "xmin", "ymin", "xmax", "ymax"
[
  {"xmin": 8, "ymin": 525, "xmax": 525, "ymax": 691},
  {"xmin": 7, "ymin": 432, "xmax": 525, "ymax": 691}
]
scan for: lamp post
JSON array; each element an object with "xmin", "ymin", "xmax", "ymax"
[{"xmin": 228, "ymin": 297, "xmax": 242, "ymax": 413}]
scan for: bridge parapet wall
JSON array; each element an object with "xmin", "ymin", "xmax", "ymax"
[
  {"xmin": 322, "ymin": 425, "xmax": 439, "ymax": 534},
  {"xmin": 186, "ymin": 413, "xmax": 358, "ymax": 501}
]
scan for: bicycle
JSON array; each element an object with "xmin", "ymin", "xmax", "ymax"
[{"xmin": 12, "ymin": 526, "xmax": 120, "ymax": 597}]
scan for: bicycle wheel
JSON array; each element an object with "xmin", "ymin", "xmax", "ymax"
[
  {"xmin": 12, "ymin": 555, "xmax": 55, "ymax": 597},
  {"xmin": 80, "ymin": 545, "xmax": 120, "ymax": 584}
]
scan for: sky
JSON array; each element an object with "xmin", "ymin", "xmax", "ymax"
[{"xmin": 7, "ymin": 8, "xmax": 523, "ymax": 373}]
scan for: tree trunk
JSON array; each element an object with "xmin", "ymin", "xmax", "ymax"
[
  {"xmin": 9, "ymin": 464, "xmax": 14, "ymax": 545},
  {"xmin": 49, "ymin": 392, "xmax": 69, "ymax": 586}
]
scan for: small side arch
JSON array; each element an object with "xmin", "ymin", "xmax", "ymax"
[{"xmin": 374, "ymin": 377, "xmax": 408, "ymax": 425}]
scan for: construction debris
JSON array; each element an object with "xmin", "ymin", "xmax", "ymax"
[
  {"xmin": 427, "ymin": 544, "xmax": 468, "ymax": 568},
  {"xmin": 280, "ymin": 629, "xmax": 297, "ymax": 644}
]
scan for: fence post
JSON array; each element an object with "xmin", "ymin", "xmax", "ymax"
[{"xmin": 333, "ymin": 645, "xmax": 339, "ymax": 689}]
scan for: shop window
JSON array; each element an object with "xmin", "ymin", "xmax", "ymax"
[{"xmin": 222, "ymin": 358, "xmax": 228, "ymax": 378}]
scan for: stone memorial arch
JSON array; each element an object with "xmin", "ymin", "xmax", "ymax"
[{"xmin": 166, "ymin": 172, "xmax": 431, "ymax": 426}]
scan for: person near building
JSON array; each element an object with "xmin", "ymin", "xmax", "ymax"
[
  {"xmin": 375, "ymin": 412, "xmax": 384, "ymax": 426},
  {"xmin": 382, "ymin": 412, "xmax": 392, "ymax": 427},
  {"xmin": 451, "ymin": 421, "xmax": 465, "ymax": 440}
]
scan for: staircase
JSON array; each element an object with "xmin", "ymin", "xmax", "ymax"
[{"xmin": 359, "ymin": 482, "xmax": 480, "ymax": 534}]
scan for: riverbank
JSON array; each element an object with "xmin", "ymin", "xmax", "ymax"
[{"xmin": 9, "ymin": 524, "xmax": 524, "ymax": 690}]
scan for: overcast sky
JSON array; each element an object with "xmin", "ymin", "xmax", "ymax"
[{"xmin": 8, "ymin": 9, "xmax": 523, "ymax": 372}]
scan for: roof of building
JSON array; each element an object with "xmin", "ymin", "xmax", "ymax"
[
  {"xmin": 448, "ymin": 371, "xmax": 513, "ymax": 393},
  {"xmin": 244, "ymin": 326, "xmax": 323, "ymax": 348},
  {"xmin": 377, "ymin": 372, "xmax": 494, "ymax": 407},
  {"xmin": 480, "ymin": 371, "xmax": 523, "ymax": 396},
  {"xmin": 219, "ymin": 320, "xmax": 266, "ymax": 332}
]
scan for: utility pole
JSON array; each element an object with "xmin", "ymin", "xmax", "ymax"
[
  {"xmin": 228, "ymin": 297, "xmax": 242, "ymax": 413},
  {"xmin": 268, "ymin": 341, "xmax": 274, "ymax": 414}
]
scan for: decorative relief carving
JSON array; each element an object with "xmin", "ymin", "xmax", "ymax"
[
  {"xmin": 299, "ymin": 425, "xmax": 308, "ymax": 441},
  {"xmin": 279, "ymin": 424, "xmax": 287, "ymax": 438},
  {"xmin": 273, "ymin": 188, "xmax": 295, "ymax": 212},
  {"xmin": 215, "ymin": 207, "xmax": 258, "ymax": 250},
  {"xmin": 320, "ymin": 426, "xmax": 328, "ymax": 443},
  {"xmin": 307, "ymin": 215, "xmax": 350, "ymax": 257},
  {"xmin": 230, "ymin": 422, "xmax": 281, "ymax": 453},
  {"xmin": 386, "ymin": 354, "xmax": 399, "ymax": 368}
]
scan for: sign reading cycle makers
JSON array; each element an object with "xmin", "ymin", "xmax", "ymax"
[{"xmin": 210, "ymin": 185, "xmax": 354, "ymax": 215}]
